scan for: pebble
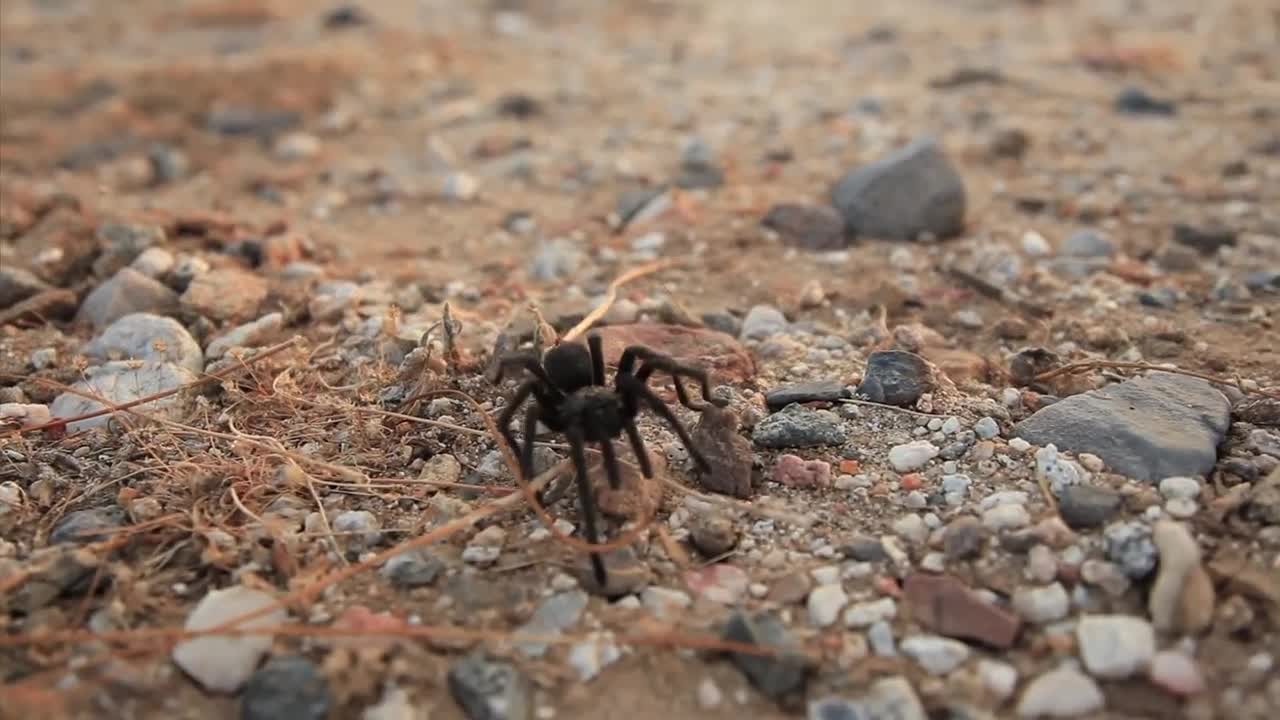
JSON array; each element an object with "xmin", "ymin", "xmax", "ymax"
[
  {"xmin": 516, "ymin": 591, "xmax": 589, "ymax": 657},
  {"xmin": 808, "ymin": 677, "xmax": 927, "ymax": 720},
  {"xmin": 1016, "ymin": 665, "xmax": 1104, "ymax": 718},
  {"xmin": 0, "ymin": 403, "xmax": 52, "ymax": 430},
  {"xmin": 1080, "ymin": 560, "xmax": 1131, "ymax": 597},
  {"xmin": 901, "ymin": 634, "xmax": 970, "ymax": 675},
  {"xmin": 943, "ymin": 517, "xmax": 988, "ymax": 560},
  {"xmin": 206, "ymin": 312, "xmax": 285, "ymax": 360},
  {"xmin": 893, "ymin": 514, "xmax": 929, "ymax": 545},
  {"xmin": 1014, "ymin": 373, "xmax": 1231, "ymax": 483},
  {"xmin": 332, "ymin": 510, "xmax": 381, "ymax": 552},
  {"xmin": 983, "ymin": 503, "xmax": 1031, "ymax": 531},
  {"xmin": 1026, "ymin": 545, "xmax": 1058, "ymax": 584},
  {"xmin": 764, "ymin": 381, "xmax": 851, "ymax": 411},
  {"xmin": 274, "ymin": 132, "xmax": 321, "ymax": 161},
  {"xmin": 722, "ymin": 611, "xmax": 810, "ymax": 701},
  {"xmin": 772, "ymin": 454, "xmax": 834, "ymax": 487},
  {"xmin": 1034, "ymin": 445, "xmax": 1083, "ymax": 495},
  {"xmin": 1021, "ymin": 230, "xmax": 1052, "ymax": 256},
  {"xmin": 308, "ymin": 281, "xmax": 362, "ymax": 321},
  {"xmin": 689, "ymin": 513, "xmax": 738, "ymax": 556},
  {"xmin": 686, "ymin": 564, "xmax": 750, "ymax": 605},
  {"xmin": 447, "ymin": 652, "xmax": 531, "ymax": 720},
  {"xmin": 83, "ymin": 312, "xmax": 203, "ymax": 373},
  {"xmin": 1115, "ymin": 86, "xmax": 1178, "ymax": 115},
  {"xmin": 740, "ymin": 304, "xmax": 789, "ymax": 340},
  {"xmin": 973, "ymin": 417, "xmax": 1000, "ymax": 439},
  {"xmin": 172, "ymin": 585, "xmax": 289, "ymax": 693},
  {"xmin": 641, "ymin": 587, "xmax": 692, "ymax": 617},
  {"xmin": 978, "ymin": 659, "xmax": 1019, "ymax": 701},
  {"xmin": 50, "ymin": 506, "xmax": 126, "ymax": 544},
  {"xmin": 76, "ymin": 267, "xmax": 179, "ymax": 330},
  {"xmin": 691, "ymin": 406, "xmax": 754, "ymax": 498},
  {"xmin": 830, "ymin": 136, "xmax": 967, "ymax": 240},
  {"xmin": 1165, "ymin": 497, "xmax": 1198, "ymax": 518},
  {"xmin": 362, "ymin": 686, "xmax": 417, "ymax": 720},
  {"xmin": 1076, "ymin": 615, "xmax": 1155, "ymax": 678},
  {"xmin": 843, "ymin": 597, "xmax": 897, "ymax": 628},
  {"xmin": 697, "ymin": 678, "xmax": 724, "ymax": 709},
  {"xmin": 753, "ymin": 405, "xmax": 847, "ymax": 448},
  {"xmin": 857, "ymin": 351, "xmax": 934, "ymax": 407},
  {"xmin": 1012, "ymin": 583, "xmax": 1070, "ymax": 624},
  {"xmin": 903, "ymin": 573, "xmax": 1023, "ymax": 649},
  {"xmin": 1158, "ymin": 476, "xmax": 1201, "ymax": 500},
  {"xmin": 1149, "ymin": 650, "xmax": 1206, "ymax": 695},
  {"xmin": 1103, "ymin": 521, "xmax": 1158, "ymax": 579},
  {"xmin": 241, "ymin": 656, "xmax": 331, "ymax": 720},
  {"xmin": 1057, "ymin": 485, "xmax": 1122, "ymax": 529},
  {"xmin": 381, "ymin": 548, "xmax": 445, "ymax": 588},
  {"xmin": 888, "ymin": 440, "xmax": 939, "ymax": 472},
  {"xmin": 1149, "ymin": 520, "xmax": 1214, "ymax": 634},
  {"xmin": 182, "ymin": 267, "xmax": 269, "ymax": 323},
  {"xmin": 1062, "ymin": 229, "xmax": 1115, "ymax": 258},
  {"xmin": 807, "ymin": 584, "xmax": 849, "ymax": 627},
  {"xmin": 867, "ymin": 621, "xmax": 897, "ymax": 656},
  {"xmin": 50, "ymin": 361, "xmax": 197, "ymax": 433},
  {"xmin": 761, "ymin": 203, "xmax": 847, "ymax": 251}
]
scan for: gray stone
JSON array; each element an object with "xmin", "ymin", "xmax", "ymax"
[
  {"xmin": 1104, "ymin": 521, "xmax": 1158, "ymax": 579},
  {"xmin": 901, "ymin": 635, "xmax": 971, "ymax": 675},
  {"xmin": 515, "ymin": 591, "xmax": 589, "ymax": 657},
  {"xmin": 206, "ymin": 312, "xmax": 284, "ymax": 360},
  {"xmin": 241, "ymin": 656, "xmax": 331, "ymax": 720},
  {"xmin": 50, "ymin": 361, "xmax": 197, "ymax": 433},
  {"xmin": 447, "ymin": 652, "xmax": 532, "ymax": 720},
  {"xmin": 740, "ymin": 304, "xmax": 789, "ymax": 340},
  {"xmin": 723, "ymin": 611, "xmax": 810, "ymax": 702},
  {"xmin": 974, "ymin": 417, "xmax": 1000, "ymax": 439},
  {"xmin": 1014, "ymin": 373, "xmax": 1231, "ymax": 482},
  {"xmin": 82, "ymin": 312, "xmax": 204, "ymax": 373},
  {"xmin": 762, "ymin": 203, "xmax": 847, "ymax": 252},
  {"xmin": 1076, "ymin": 615, "xmax": 1155, "ymax": 679},
  {"xmin": 1058, "ymin": 485, "xmax": 1122, "ymax": 529},
  {"xmin": 529, "ymin": 238, "xmax": 580, "ymax": 282},
  {"xmin": 1012, "ymin": 583, "xmax": 1070, "ymax": 624},
  {"xmin": 50, "ymin": 506, "xmax": 126, "ymax": 544},
  {"xmin": 93, "ymin": 222, "xmax": 166, "ymax": 277},
  {"xmin": 808, "ymin": 677, "xmax": 927, "ymax": 720},
  {"xmin": 830, "ymin": 137, "xmax": 967, "ymax": 241},
  {"xmin": 1061, "ymin": 229, "xmax": 1115, "ymax": 258},
  {"xmin": 857, "ymin": 351, "xmax": 934, "ymax": 407},
  {"xmin": 381, "ymin": 548, "xmax": 445, "ymax": 588},
  {"xmin": 76, "ymin": 268, "xmax": 180, "ymax": 330},
  {"xmin": 752, "ymin": 404, "xmax": 847, "ymax": 448}
]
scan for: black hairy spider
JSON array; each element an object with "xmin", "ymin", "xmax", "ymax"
[{"xmin": 494, "ymin": 333, "xmax": 727, "ymax": 587}]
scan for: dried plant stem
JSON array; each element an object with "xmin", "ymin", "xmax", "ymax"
[{"xmin": 561, "ymin": 257, "xmax": 677, "ymax": 342}]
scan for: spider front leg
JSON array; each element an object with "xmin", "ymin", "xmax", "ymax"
[
  {"xmin": 566, "ymin": 425, "xmax": 609, "ymax": 586},
  {"xmin": 617, "ymin": 345, "xmax": 725, "ymax": 411},
  {"xmin": 492, "ymin": 351, "xmax": 555, "ymax": 386},
  {"xmin": 619, "ymin": 375, "xmax": 715, "ymax": 474},
  {"xmin": 496, "ymin": 380, "xmax": 535, "ymax": 467}
]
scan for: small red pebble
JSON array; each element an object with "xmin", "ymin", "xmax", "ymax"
[
  {"xmin": 839, "ymin": 459, "xmax": 861, "ymax": 475},
  {"xmin": 874, "ymin": 576, "xmax": 902, "ymax": 598},
  {"xmin": 900, "ymin": 473, "xmax": 925, "ymax": 491}
]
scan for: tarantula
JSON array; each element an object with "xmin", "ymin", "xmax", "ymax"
[{"xmin": 493, "ymin": 333, "xmax": 726, "ymax": 586}]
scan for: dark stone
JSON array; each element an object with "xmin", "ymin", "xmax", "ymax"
[
  {"xmin": 148, "ymin": 143, "xmax": 190, "ymax": 184},
  {"xmin": 0, "ymin": 267, "xmax": 53, "ymax": 309},
  {"xmin": 1138, "ymin": 287, "xmax": 1179, "ymax": 309},
  {"xmin": 1173, "ymin": 223, "xmax": 1237, "ymax": 254},
  {"xmin": 722, "ymin": 611, "xmax": 810, "ymax": 705},
  {"xmin": 761, "ymin": 203, "xmax": 847, "ymax": 251},
  {"xmin": 1014, "ymin": 373, "xmax": 1232, "ymax": 482},
  {"xmin": 323, "ymin": 5, "xmax": 370, "ymax": 29},
  {"xmin": 857, "ymin": 351, "xmax": 934, "ymax": 407},
  {"xmin": 943, "ymin": 517, "xmax": 987, "ymax": 561},
  {"xmin": 676, "ymin": 138, "xmax": 723, "ymax": 189},
  {"xmin": 381, "ymin": 548, "xmax": 445, "ymax": 588},
  {"xmin": 765, "ymin": 381, "xmax": 851, "ymax": 412},
  {"xmin": 495, "ymin": 93, "xmax": 542, "ymax": 119},
  {"xmin": 1114, "ymin": 87, "xmax": 1177, "ymax": 116},
  {"xmin": 701, "ymin": 312, "xmax": 742, "ymax": 338},
  {"xmin": 1008, "ymin": 347, "xmax": 1060, "ymax": 387},
  {"xmin": 840, "ymin": 535, "xmax": 888, "ymax": 562},
  {"xmin": 1057, "ymin": 485, "xmax": 1123, "ymax": 529},
  {"xmin": 241, "ymin": 656, "xmax": 331, "ymax": 720},
  {"xmin": 447, "ymin": 652, "xmax": 532, "ymax": 720},
  {"xmin": 205, "ymin": 107, "xmax": 301, "ymax": 138},
  {"xmin": 830, "ymin": 136, "xmax": 967, "ymax": 241},
  {"xmin": 616, "ymin": 186, "xmax": 670, "ymax": 228},
  {"xmin": 988, "ymin": 127, "xmax": 1029, "ymax": 159},
  {"xmin": 751, "ymin": 404, "xmax": 847, "ymax": 449},
  {"xmin": 1244, "ymin": 270, "xmax": 1280, "ymax": 292},
  {"xmin": 50, "ymin": 507, "xmax": 127, "ymax": 545}
]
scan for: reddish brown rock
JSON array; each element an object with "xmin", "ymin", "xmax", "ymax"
[
  {"xmin": 180, "ymin": 267, "xmax": 268, "ymax": 323},
  {"xmin": 591, "ymin": 323, "xmax": 756, "ymax": 386},
  {"xmin": 902, "ymin": 573, "xmax": 1022, "ymax": 649},
  {"xmin": 772, "ymin": 454, "xmax": 832, "ymax": 488},
  {"xmin": 690, "ymin": 405, "xmax": 754, "ymax": 498},
  {"xmin": 587, "ymin": 447, "xmax": 666, "ymax": 521}
]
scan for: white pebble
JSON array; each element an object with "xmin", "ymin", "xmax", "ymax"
[
  {"xmin": 901, "ymin": 634, "xmax": 971, "ymax": 675},
  {"xmin": 979, "ymin": 659, "xmax": 1019, "ymax": 701},
  {"xmin": 983, "ymin": 503, "xmax": 1031, "ymax": 531},
  {"xmin": 697, "ymin": 678, "xmax": 723, "ymax": 709},
  {"xmin": 807, "ymin": 585, "xmax": 849, "ymax": 628},
  {"xmin": 888, "ymin": 440, "xmax": 939, "ymax": 472},
  {"xmin": 1012, "ymin": 583, "xmax": 1070, "ymax": 623},
  {"xmin": 1008, "ymin": 438, "xmax": 1032, "ymax": 453},
  {"xmin": 1158, "ymin": 476, "xmax": 1201, "ymax": 500},
  {"xmin": 1076, "ymin": 615, "xmax": 1156, "ymax": 678},
  {"xmin": 1017, "ymin": 665, "xmax": 1104, "ymax": 718},
  {"xmin": 844, "ymin": 597, "xmax": 897, "ymax": 628}
]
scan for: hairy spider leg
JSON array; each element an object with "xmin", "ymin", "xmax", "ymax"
[
  {"xmin": 622, "ymin": 420, "xmax": 654, "ymax": 478},
  {"xmin": 492, "ymin": 351, "xmax": 557, "ymax": 387},
  {"xmin": 598, "ymin": 436, "xmax": 624, "ymax": 490},
  {"xmin": 587, "ymin": 334, "xmax": 607, "ymax": 386},
  {"xmin": 618, "ymin": 375, "xmax": 715, "ymax": 473},
  {"xmin": 566, "ymin": 424, "xmax": 609, "ymax": 586},
  {"xmin": 520, "ymin": 405, "xmax": 538, "ymax": 482},
  {"xmin": 495, "ymin": 380, "xmax": 537, "ymax": 468},
  {"xmin": 617, "ymin": 345, "xmax": 724, "ymax": 410}
]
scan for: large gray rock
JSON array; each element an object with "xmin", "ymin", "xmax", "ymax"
[
  {"xmin": 830, "ymin": 137, "xmax": 967, "ymax": 241},
  {"xmin": 76, "ymin": 267, "xmax": 179, "ymax": 330},
  {"xmin": 82, "ymin": 312, "xmax": 204, "ymax": 373},
  {"xmin": 49, "ymin": 361, "xmax": 197, "ymax": 433},
  {"xmin": 1014, "ymin": 373, "xmax": 1231, "ymax": 482}
]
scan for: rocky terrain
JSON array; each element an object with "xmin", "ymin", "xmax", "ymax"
[{"xmin": 1, "ymin": 1, "xmax": 1279, "ymax": 719}]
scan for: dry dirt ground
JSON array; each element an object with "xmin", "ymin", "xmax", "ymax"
[{"xmin": 1, "ymin": 1, "xmax": 1279, "ymax": 719}]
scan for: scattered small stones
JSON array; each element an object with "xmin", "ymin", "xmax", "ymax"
[
  {"xmin": 830, "ymin": 136, "xmax": 967, "ymax": 241},
  {"xmin": 856, "ymin": 351, "xmax": 935, "ymax": 407},
  {"xmin": 1014, "ymin": 373, "xmax": 1232, "ymax": 482},
  {"xmin": 722, "ymin": 611, "xmax": 810, "ymax": 704},
  {"xmin": 686, "ymin": 563, "xmax": 750, "ymax": 604},
  {"xmin": 172, "ymin": 585, "xmax": 289, "ymax": 693},
  {"xmin": 241, "ymin": 656, "xmax": 332, "ymax": 720},
  {"xmin": 752, "ymin": 404, "xmax": 847, "ymax": 448}
]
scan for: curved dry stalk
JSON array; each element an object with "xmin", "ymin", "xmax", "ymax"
[{"xmin": 561, "ymin": 257, "xmax": 678, "ymax": 342}]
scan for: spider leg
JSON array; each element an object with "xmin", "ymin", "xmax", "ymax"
[
  {"xmin": 598, "ymin": 438, "xmax": 624, "ymax": 490},
  {"xmin": 622, "ymin": 420, "xmax": 654, "ymax": 478},
  {"xmin": 566, "ymin": 425, "xmax": 609, "ymax": 587},
  {"xmin": 496, "ymin": 380, "xmax": 535, "ymax": 462},
  {"xmin": 617, "ymin": 344, "xmax": 725, "ymax": 410},
  {"xmin": 587, "ymin": 333, "xmax": 606, "ymax": 386},
  {"xmin": 621, "ymin": 376, "xmax": 714, "ymax": 473},
  {"xmin": 636, "ymin": 364, "xmax": 705, "ymax": 410},
  {"xmin": 520, "ymin": 405, "xmax": 538, "ymax": 482},
  {"xmin": 493, "ymin": 351, "xmax": 556, "ymax": 388}
]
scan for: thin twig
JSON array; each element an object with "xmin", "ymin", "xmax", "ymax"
[
  {"xmin": 562, "ymin": 258, "xmax": 677, "ymax": 342},
  {"xmin": 836, "ymin": 398, "xmax": 947, "ymax": 418}
]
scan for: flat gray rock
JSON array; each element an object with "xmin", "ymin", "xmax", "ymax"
[
  {"xmin": 1014, "ymin": 373, "xmax": 1230, "ymax": 482},
  {"xmin": 82, "ymin": 312, "xmax": 204, "ymax": 373},
  {"xmin": 830, "ymin": 137, "xmax": 967, "ymax": 241}
]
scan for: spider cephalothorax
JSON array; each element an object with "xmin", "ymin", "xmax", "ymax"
[{"xmin": 494, "ymin": 333, "xmax": 726, "ymax": 587}]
